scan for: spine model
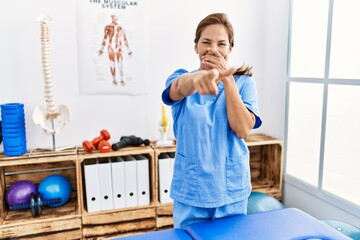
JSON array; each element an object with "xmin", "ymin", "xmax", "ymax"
[
  {"xmin": 32, "ymin": 13, "xmax": 71, "ymax": 150},
  {"xmin": 39, "ymin": 14, "xmax": 58, "ymax": 118}
]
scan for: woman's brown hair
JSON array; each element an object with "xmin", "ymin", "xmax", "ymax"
[{"xmin": 194, "ymin": 13, "xmax": 253, "ymax": 76}]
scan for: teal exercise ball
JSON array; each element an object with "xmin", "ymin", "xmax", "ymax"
[
  {"xmin": 247, "ymin": 191, "xmax": 285, "ymax": 214},
  {"xmin": 322, "ymin": 220, "xmax": 360, "ymax": 240}
]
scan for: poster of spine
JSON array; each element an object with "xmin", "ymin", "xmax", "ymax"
[{"xmin": 76, "ymin": 0, "xmax": 147, "ymax": 95}]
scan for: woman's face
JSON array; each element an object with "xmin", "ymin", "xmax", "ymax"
[{"xmin": 195, "ymin": 24, "xmax": 232, "ymax": 70}]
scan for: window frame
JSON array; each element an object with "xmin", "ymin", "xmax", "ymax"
[{"xmin": 284, "ymin": 0, "xmax": 360, "ymax": 217}]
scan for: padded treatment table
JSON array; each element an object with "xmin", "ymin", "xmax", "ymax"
[
  {"xmin": 115, "ymin": 208, "xmax": 351, "ymax": 240},
  {"xmin": 185, "ymin": 208, "xmax": 351, "ymax": 240},
  {"xmin": 115, "ymin": 228, "xmax": 192, "ymax": 240}
]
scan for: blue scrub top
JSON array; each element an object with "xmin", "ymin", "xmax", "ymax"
[{"xmin": 162, "ymin": 69, "xmax": 262, "ymax": 208}]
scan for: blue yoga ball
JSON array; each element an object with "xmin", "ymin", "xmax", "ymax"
[
  {"xmin": 38, "ymin": 174, "xmax": 72, "ymax": 207},
  {"xmin": 247, "ymin": 191, "xmax": 285, "ymax": 214}
]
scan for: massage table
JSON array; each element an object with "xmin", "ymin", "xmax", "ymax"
[{"xmin": 115, "ymin": 208, "xmax": 351, "ymax": 240}]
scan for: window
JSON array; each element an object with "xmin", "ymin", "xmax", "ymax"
[
  {"xmin": 286, "ymin": 0, "xmax": 360, "ymax": 212},
  {"xmin": 287, "ymin": 82, "xmax": 323, "ymax": 186},
  {"xmin": 289, "ymin": 0, "xmax": 328, "ymax": 78}
]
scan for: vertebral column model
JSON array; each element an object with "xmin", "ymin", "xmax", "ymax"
[{"xmin": 32, "ymin": 13, "xmax": 71, "ymax": 150}]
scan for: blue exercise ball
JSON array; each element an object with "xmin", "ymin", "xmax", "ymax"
[
  {"xmin": 322, "ymin": 220, "xmax": 360, "ymax": 240},
  {"xmin": 247, "ymin": 191, "xmax": 285, "ymax": 214},
  {"xmin": 38, "ymin": 174, "xmax": 72, "ymax": 207}
]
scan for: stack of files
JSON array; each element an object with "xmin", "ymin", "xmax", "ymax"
[
  {"xmin": 111, "ymin": 155, "xmax": 151, "ymax": 209},
  {"xmin": 158, "ymin": 152, "xmax": 175, "ymax": 204},
  {"xmin": 83, "ymin": 154, "xmax": 152, "ymax": 212},
  {"xmin": 84, "ymin": 158, "xmax": 115, "ymax": 212}
]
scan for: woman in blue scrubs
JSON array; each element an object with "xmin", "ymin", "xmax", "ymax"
[{"xmin": 162, "ymin": 13, "xmax": 262, "ymax": 229}]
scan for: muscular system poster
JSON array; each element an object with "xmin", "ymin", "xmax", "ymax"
[{"xmin": 76, "ymin": 1, "xmax": 147, "ymax": 95}]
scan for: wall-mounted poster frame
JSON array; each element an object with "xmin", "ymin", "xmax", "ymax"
[{"xmin": 76, "ymin": 0, "xmax": 147, "ymax": 95}]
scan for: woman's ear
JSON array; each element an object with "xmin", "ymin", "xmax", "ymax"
[{"xmin": 194, "ymin": 43, "xmax": 198, "ymax": 54}]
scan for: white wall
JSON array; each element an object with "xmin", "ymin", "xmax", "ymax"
[
  {"xmin": 0, "ymin": 0, "xmax": 266, "ymax": 150},
  {"xmin": 262, "ymin": 0, "xmax": 288, "ymax": 140}
]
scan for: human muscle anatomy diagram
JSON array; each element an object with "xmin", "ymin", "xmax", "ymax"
[{"xmin": 98, "ymin": 15, "xmax": 133, "ymax": 86}]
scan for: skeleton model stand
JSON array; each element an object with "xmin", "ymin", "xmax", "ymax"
[{"xmin": 30, "ymin": 13, "xmax": 76, "ymax": 157}]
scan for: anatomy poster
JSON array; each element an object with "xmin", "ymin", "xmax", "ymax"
[{"xmin": 76, "ymin": 1, "xmax": 147, "ymax": 95}]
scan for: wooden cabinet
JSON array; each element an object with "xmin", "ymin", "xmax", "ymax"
[
  {"xmin": 245, "ymin": 134, "xmax": 283, "ymax": 200},
  {"xmin": 0, "ymin": 152, "xmax": 82, "ymax": 239},
  {"xmin": 152, "ymin": 144, "xmax": 176, "ymax": 230},
  {"xmin": 0, "ymin": 133, "xmax": 282, "ymax": 239}
]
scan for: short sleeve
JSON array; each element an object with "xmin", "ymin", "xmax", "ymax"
[
  {"xmin": 239, "ymin": 76, "xmax": 262, "ymax": 129},
  {"xmin": 161, "ymin": 69, "xmax": 188, "ymax": 106}
]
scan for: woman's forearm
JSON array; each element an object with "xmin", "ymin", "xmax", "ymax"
[
  {"xmin": 169, "ymin": 73, "xmax": 197, "ymax": 102},
  {"xmin": 223, "ymin": 77, "xmax": 255, "ymax": 138}
]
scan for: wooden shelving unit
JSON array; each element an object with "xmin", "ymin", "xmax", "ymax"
[
  {"xmin": 0, "ymin": 134, "xmax": 283, "ymax": 239},
  {"xmin": 0, "ymin": 152, "xmax": 82, "ymax": 240},
  {"xmin": 245, "ymin": 134, "xmax": 283, "ymax": 200},
  {"xmin": 151, "ymin": 144, "xmax": 176, "ymax": 230},
  {"xmin": 77, "ymin": 146, "xmax": 156, "ymax": 239}
]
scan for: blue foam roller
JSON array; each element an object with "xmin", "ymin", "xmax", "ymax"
[
  {"xmin": 1, "ymin": 103, "xmax": 27, "ymax": 156},
  {"xmin": 0, "ymin": 120, "xmax": 2, "ymax": 145},
  {"xmin": 0, "ymin": 103, "xmax": 24, "ymax": 111}
]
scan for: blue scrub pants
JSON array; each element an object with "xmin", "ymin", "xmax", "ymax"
[{"xmin": 173, "ymin": 199, "xmax": 248, "ymax": 229}]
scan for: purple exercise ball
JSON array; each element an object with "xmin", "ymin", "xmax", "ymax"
[{"xmin": 6, "ymin": 180, "xmax": 37, "ymax": 206}]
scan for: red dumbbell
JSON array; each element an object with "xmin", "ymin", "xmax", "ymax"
[
  {"xmin": 82, "ymin": 130, "xmax": 111, "ymax": 153},
  {"xmin": 98, "ymin": 140, "xmax": 111, "ymax": 153}
]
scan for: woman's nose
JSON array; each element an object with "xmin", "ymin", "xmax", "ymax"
[
  {"xmin": 208, "ymin": 44, "xmax": 217, "ymax": 49},
  {"xmin": 207, "ymin": 47, "xmax": 217, "ymax": 54}
]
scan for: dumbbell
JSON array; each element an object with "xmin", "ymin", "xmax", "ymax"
[
  {"xmin": 9, "ymin": 192, "xmax": 62, "ymax": 217},
  {"xmin": 82, "ymin": 129, "xmax": 111, "ymax": 153},
  {"xmin": 97, "ymin": 140, "xmax": 111, "ymax": 153}
]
